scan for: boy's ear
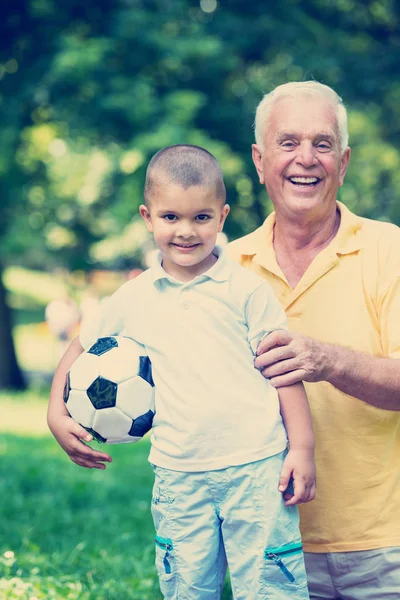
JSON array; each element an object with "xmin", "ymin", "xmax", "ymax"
[
  {"xmin": 218, "ymin": 204, "xmax": 230, "ymax": 232},
  {"xmin": 139, "ymin": 204, "xmax": 153, "ymax": 232}
]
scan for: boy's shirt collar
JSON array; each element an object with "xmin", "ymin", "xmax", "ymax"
[{"xmin": 151, "ymin": 245, "xmax": 230, "ymax": 285}]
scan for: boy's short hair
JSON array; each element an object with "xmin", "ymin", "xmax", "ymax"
[{"xmin": 144, "ymin": 144, "xmax": 226, "ymax": 206}]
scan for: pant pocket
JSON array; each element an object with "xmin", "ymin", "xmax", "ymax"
[
  {"xmin": 155, "ymin": 535, "xmax": 177, "ymax": 598},
  {"xmin": 263, "ymin": 541, "xmax": 308, "ymax": 589},
  {"xmin": 155, "ymin": 535, "xmax": 175, "ymax": 574}
]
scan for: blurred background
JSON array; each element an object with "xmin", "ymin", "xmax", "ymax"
[
  {"xmin": 0, "ymin": 1, "xmax": 399, "ymax": 597},
  {"xmin": 1, "ymin": 0, "xmax": 400, "ymax": 389}
]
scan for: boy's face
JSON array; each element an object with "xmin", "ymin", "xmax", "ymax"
[{"xmin": 139, "ymin": 183, "xmax": 229, "ymax": 281}]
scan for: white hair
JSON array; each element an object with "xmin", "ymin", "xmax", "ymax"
[{"xmin": 254, "ymin": 81, "xmax": 349, "ymax": 155}]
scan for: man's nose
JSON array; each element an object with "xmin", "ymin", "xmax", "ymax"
[{"xmin": 296, "ymin": 142, "xmax": 317, "ymax": 167}]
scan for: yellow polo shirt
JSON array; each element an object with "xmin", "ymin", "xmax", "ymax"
[{"xmin": 227, "ymin": 202, "xmax": 400, "ymax": 552}]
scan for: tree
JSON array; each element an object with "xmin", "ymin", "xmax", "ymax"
[{"xmin": 1, "ymin": 0, "xmax": 399, "ymax": 387}]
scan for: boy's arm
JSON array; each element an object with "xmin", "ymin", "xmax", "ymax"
[
  {"xmin": 246, "ymin": 282, "xmax": 315, "ymax": 503},
  {"xmin": 47, "ymin": 336, "xmax": 112, "ymax": 470},
  {"xmin": 277, "ymin": 382, "xmax": 316, "ymax": 506}
]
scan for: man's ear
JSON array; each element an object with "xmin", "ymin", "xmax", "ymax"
[
  {"xmin": 139, "ymin": 204, "xmax": 153, "ymax": 232},
  {"xmin": 339, "ymin": 147, "xmax": 351, "ymax": 187},
  {"xmin": 252, "ymin": 144, "xmax": 265, "ymax": 184}
]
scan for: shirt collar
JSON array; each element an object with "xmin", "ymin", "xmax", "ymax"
[
  {"xmin": 330, "ymin": 201, "xmax": 363, "ymax": 255},
  {"xmin": 150, "ymin": 245, "xmax": 230, "ymax": 285},
  {"xmin": 233, "ymin": 201, "xmax": 362, "ymax": 265}
]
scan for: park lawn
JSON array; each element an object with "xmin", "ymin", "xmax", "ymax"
[
  {"xmin": 0, "ymin": 393, "xmax": 233, "ymax": 599},
  {"xmin": 0, "ymin": 432, "xmax": 161, "ymax": 599}
]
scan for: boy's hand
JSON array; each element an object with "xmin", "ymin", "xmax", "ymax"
[
  {"xmin": 278, "ymin": 448, "xmax": 316, "ymax": 506},
  {"xmin": 49, "ymin": 414, "xmax": 112, "ymax": 470}
]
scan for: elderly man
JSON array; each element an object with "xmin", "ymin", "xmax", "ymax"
[{"xmin": 227, "ymin": 81, "xmax": 400, "ymax": 600}]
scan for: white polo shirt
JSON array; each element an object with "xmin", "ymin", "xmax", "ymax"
[{"xmin": 80, "ymin": 248, "xmax": 288, "ymax": 471}]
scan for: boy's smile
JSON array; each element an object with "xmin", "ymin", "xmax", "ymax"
[
  {"xmin": 171, "ymin": 242, "xmax": 201, "ymax": 251},
  {"xmin": 140, "ymin": 182, "xmax": 229, "ymax": 282}
]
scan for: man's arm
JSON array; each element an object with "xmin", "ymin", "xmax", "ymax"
[
  {"xmin": 47, "ymin": 336, "xmax": 112, "ymax": 469},
  {"xmin": 255, "ymin": 330, "xmax": 400, "ymax": 411},
  {"xmin": 277, "ymin": 382, "xmax": 316, "ymax": 506}
]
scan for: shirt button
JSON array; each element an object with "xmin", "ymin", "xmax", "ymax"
[{"xmin": 182, "ymin": 302, "xmax": 189, "ymax": 310}]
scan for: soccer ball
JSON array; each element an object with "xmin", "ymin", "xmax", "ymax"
[{"xmin": 64, "ymin": 336, "xmax": 155, "ymax": 444}]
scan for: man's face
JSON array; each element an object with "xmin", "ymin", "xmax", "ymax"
[{"xmin": 252, "ymin": 94, "xmax": 350, "ymax": 221}]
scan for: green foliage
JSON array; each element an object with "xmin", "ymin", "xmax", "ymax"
[
  {"xmin": 1, "ymin": 0, "xmax": 400, "ymax": 272},
  {"xmin": 2, "ymin": 1, "xmax": 400, "ymax": 386},
  {"xmin": 5, "ymin": 267, "xmax": 66, "ymax": 307}
]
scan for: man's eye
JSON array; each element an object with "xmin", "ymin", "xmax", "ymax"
[
  {"xmin": 281, "ymin": 141, "xmax": 295, "ymax": 149},
  {"xmin": 163, "ymin": 214, "xmax": 177, "ymax": 221},
  {"xmin": 316, "ymin": 142, "xmax": 331, "ymax": 151},
  {"xmin": 196, "ymin": 214, "xmax": 211, "ymax": 221}
]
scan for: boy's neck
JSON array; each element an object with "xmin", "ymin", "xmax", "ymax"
[{"xmin": 161, "ymin": 249, "xmax": 219, "ymax": 283}]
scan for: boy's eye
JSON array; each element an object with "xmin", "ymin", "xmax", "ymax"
[
  {"xmin": 162, "ymin": 214, "xmax": 177, "ymax": 221},
  {"xmin": 196, "ymin": 214, "xmax": 211, "ymax": 221}
]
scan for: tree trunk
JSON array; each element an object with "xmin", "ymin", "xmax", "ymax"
[{"xmin": 0, "ymin": 263, "xmax": 26, "ymax": 390}]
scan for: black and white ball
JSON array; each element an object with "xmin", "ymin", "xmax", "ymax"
[{"xmin": 64, "ymin": 336, "xmax": 155, "ymax": 444}]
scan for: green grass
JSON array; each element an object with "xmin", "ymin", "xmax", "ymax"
[
  {"xmin": 0, "ymin": 434, "xmax": 161, "ymax": 599},
  {"xmin": 0, "ymin": 393, "xmax": 233, "ymax": 599}
]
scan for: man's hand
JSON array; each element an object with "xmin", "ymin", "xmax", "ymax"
[
  {"xmin": 255, "ymin": 330, "xmax": 332, "ymax": 387},
  {"xmin": 278, "ymin": 448, "xmax": 316, "ymax": 506},
  {"xmin": 49, "ymin": 414, "xmax": 112, "ymax": 470}
]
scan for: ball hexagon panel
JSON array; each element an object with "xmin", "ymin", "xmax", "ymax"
[
  {"xmin": 69, "ymin": 353, "xmax": 100, "ymax": 391},
  {"xmin": 66, "ymin": 390, "xmax": 96, "ymax": 429},
  {"xmin": 93, "ymin": 406, "xmax": 132, "ymax": 439},
  {"xmin": 116, "ymin": 377, "xmax": 155, "ymax": 419},
  {"xmin": 98, "ymin": 337, "xmax": 151, "ymax": 384}
]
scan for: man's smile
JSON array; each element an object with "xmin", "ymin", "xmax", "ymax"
[{"xmin": 287, "ymin": 176, "xmax": 321, "ymax": 186}]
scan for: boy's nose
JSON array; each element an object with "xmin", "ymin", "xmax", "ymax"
[{"xmin": 177, "ymin": 222, "xmax": 195, "ymax": 238}]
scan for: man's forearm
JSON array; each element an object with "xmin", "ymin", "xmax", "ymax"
[{"xmin": 324, "ymin": 344, "xmax": 400, "ymax": 411}]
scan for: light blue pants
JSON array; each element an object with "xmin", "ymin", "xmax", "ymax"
[{"xmin": 151, "ymin": 452, "xmax": 310, "ymax": 599}]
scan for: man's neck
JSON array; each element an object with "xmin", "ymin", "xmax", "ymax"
[
  {"xmin": 273, "ymin": 208, "xmax": 340, "ymax": 288},
  {"xmin": 274, "ymin": 206, "xmax": 340, "ymax": 251}
]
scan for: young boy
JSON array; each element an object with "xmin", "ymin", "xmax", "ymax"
[{"xmin": 48, "ymin": 145, "xmax": 316, "ymax": 599}]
